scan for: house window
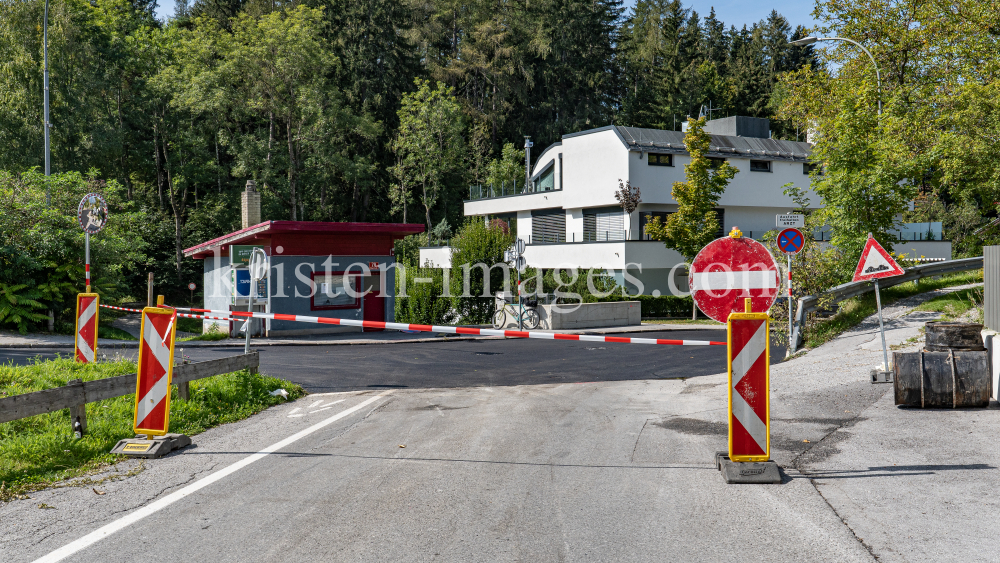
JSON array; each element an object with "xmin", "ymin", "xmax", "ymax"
[
  {"xmin": 531, "ymin": 209, "xmax": 566, "ymax": 244},
  {"xmin": 536, "ymin": 164, "xmax": 555, "ymax": 191},
  {"xmin": 708, "ymin": 157, "xmax": 726, "ymax": 169},
  {"xmin": 803, "ymin": 162, "xmax": 822, "ymax": 175},
  {"xmin": 640, "ymin": 211, "xmax": 672, "ymax": 240},
  {"xmin": 584, "ymin": 207, "xmax": 625, "ymax": 241},
  {"xmin": 750, "ymin": 160, "xmax": 771, "ymax": 172},
  {"xmin": 311, "ymin": 272, "xmax": 361, "ymax": 310},
  {"xmin": 647, "ymin": 153, "xmax": 673, "ymax": 166}
]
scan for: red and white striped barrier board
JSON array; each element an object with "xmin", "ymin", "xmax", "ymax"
[
  {"xmin": 727, "ymin": 304, "xmax": 770, "ymax": 462},
  {"xmin": 174, "ymin": 307, "xmax": 727, "ymax": 347},
  {"xmin": 134, "ymin": 307, "xmax": 178, "ymax": 436},
  {"xmin": 75, "ymin": 293, "xmax": 100, "ymax": 364}
]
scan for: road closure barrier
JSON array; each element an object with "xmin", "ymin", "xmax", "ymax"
[{"xmin": 100, "ymin": 303, "xmax": 725, "ymax": 346}]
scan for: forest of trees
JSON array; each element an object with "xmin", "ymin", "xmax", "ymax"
[{"xmin": 0, "ymin": 0, "xmax": 818, "ymax": 235}]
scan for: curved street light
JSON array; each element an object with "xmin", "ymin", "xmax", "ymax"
[{"xmin": 789, "ymin": 36, "xmax": 882, "ymax": 115}]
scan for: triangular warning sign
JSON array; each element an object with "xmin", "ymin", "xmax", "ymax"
[{"xmin": 853, "ymin": 237, "xmax": 904, "ymax": 282}]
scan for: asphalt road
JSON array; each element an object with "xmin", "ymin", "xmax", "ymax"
[{"xmin": 1, "ymin": 330, "xmax": 786, "ymax": 393}]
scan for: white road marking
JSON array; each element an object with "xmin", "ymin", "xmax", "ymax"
[
  {"xmin": 310, "ymin": 407, "xmax": 334, "ymax": 414},
  {"xmin": 32, "ymin": 391, "xmax": 394, "ymax": 563},
  {"xmin": 287, "ymin": 414, "xmax": 305, "ymax": 418},
  {"xmin": 315, "ymin": 400, "xmax": 345, "ymax": 409},
  {"xmin": 307, "ymin": 400, "xmax": 324, "ymax": 409}
]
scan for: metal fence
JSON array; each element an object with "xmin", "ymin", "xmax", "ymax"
[
  {"xmin": 789, "ymin": 257, "xmax": 984, "ymax": 352},
  {"xmin": 985, "ymin": 246, "xmax": 1000, "ymax": 331}
]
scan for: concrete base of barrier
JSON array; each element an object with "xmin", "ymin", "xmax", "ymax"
[
  {"xmin": 871, "ymin": 369, "xmax": 893, "ymax": 384},
  {"xmin": 110, "ymin": 433, "xmax": 191, "ymax": 458},
  {"xmin": 716, "ymin": 453, "xmax": 781, "ymax": 484}
]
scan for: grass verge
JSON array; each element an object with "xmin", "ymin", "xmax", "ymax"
[
  {"xmin": 913, "ymin": 287, "xmax": 984, "ymax": 322},
  {"xmin": 804, "ymin": 270, "xmax": 983, "ymax": 349},
  {"xmin": 98, "ymin": 325, "xmax": 137, "ymax": 341},
  {"xmin": 642, "ymin": 319, "xmax": 724, "ymax": 326},
  {"xmin": 0, "ymin": 355, "xmax": 304, "ymax": 501}
]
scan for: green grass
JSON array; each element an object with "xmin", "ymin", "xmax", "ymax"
[
  {"xmin": 804, "ymin": 270, "xmax": 983, "ymax": 349},
  {"xmin": 642, "ymin": 319, "xmax": 724, "ymax": 325},
  {"xmin": 914, "ymin": 287, "xmax": 984, "ymax": 322},
  {"xmin": 176, "ymin": 317, "xmax": 204, "ymax": 334},
  {"xmin": 97, "ymin": 325, "xmax": 137, "ymax": 341},
  {"xmin": 179, "ymin": 331, "xmax": 230, "ymax": 342},
  {"xmin": 0, "ymin": 355, "xmax": 304, "ymax": 501}
]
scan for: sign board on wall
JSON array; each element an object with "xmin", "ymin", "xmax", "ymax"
[
  {"xmin": 775, "ymin": 214, "xmax": 805, "ymax": 228},
  {"xmin": 231, "ymin": 269, "xmax": 268, "ymax": 300},
  {"xmin": 231, "ymin": 245, "xmax": 266, "ymax": 267}
]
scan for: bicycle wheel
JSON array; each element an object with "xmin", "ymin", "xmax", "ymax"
[
  {"xmin": 523, "ymin": 309, "xmax": 540, "ymax": 330},
  {"xmin": 492, "ymin": 309, "xmax": 507, "ymax": 329}
]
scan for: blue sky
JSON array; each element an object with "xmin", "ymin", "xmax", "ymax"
[{"xmin": 154, "ymin": 0, "xmax": 818, "ymax": 33}]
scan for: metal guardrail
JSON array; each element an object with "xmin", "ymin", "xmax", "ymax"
[
  {"xmin": 788, "ymin": 257, "xmax": 984, "ymax": 352},
  {"xmin": 0, "ymin": 353, "xmax": 259, "ymax": 432}
]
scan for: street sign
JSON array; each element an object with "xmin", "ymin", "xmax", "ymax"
[
  {"xmin": 689, "ymin": 230, "xmax": 780, "ymax": 324},
  {"xmin": 248, "ymin": 247, "xmax": 268, "ymax": 280},
  {"xmin": 232, "ymin": 269, "xmax": 267, "ymax": 300},
  {"xmin": 728, "ymin": 302, "xmax": 771, "ymax": 462},
  {"xmin": 776, "ymin": 214, "xmax": 804, "ymax": 228},
  {"xmin": 134, "ymin": 306, "xmax": 177, "ymax": 436},
  {"xmin": 515, "ymin": 256, "xmax": 527, "ymax": 272},
  {"xmin": 187, "ymin": 283, "xmax": 196, "ymax": 291},
  {"xmin": 514, "ymin": 238, "xmax": 526, "ymax": 255},
  {"xmin": 78, "ymin": 193, "xmax": 109, "ymax": 234},
  {"xmin": 852, "ymin": 236, "xmax": 904, "ymax": 282},
  {"xmin": 74, "ymin": 293, "xmax": 99, "ymax": 364},
  {"xmin": 776, "ymin": 228, "xmax": 805, "ymax": 255}
]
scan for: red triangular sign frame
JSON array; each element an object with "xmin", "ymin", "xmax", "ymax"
[{"xmin": 852, "ymin": 237, "xmax": 905, "ymax": 282}]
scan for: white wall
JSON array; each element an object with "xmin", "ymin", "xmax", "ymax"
[
  {"xmin": 418, "ymin": 247, "xmax": 452, "ymax": 268},
  {"xmin": 560, "ymin": 128, "xmax": 632, "ymax": 208}
]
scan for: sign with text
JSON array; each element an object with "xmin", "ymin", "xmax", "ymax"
[
  {"xmin": 230, "ymin": 245, "xmax": 266, "ymax": 267},
  {"xmin": 775, "ymin": 214, "xmax": 805, "ymax": 228},
  {"xmin": 231, "ymin": 269, "xmax": 268, "ymax": 300}
]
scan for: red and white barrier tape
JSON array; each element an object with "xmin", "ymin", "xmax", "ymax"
[
  {"xmin": 173, "ymin": 306, "xmax": 726, "ymax": 347},
  {"xmin": 101, "ymin": 303, "xmax": 726, "ymax": 346}
]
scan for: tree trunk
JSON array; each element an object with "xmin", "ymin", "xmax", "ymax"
[
  {"xmin": 286, "ymin": 117, "xmax": 297, "ymax": 221},
  {"xmin": 161, "ymin": 133, "xmax": 185, "ymax": 281},
  {"xmin": 423, "ymin": 182, "xmax": 432, "ymax": 232},
  {"xmin": 692, "ymin": 300, "xmax": 697, "ymax": 321},
  {"xmin": 153, "ymin": 123, "xmax": 164, "ymax": 210}
]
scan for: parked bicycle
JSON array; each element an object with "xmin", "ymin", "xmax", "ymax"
[{"xmin": 492, "ymin": 295, "xmax": 539, "ymax": 330}]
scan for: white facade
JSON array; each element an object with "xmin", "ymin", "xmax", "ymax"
[{"xmin": 423, "ymin": 119, "xmax": 950, "ymax": 296}]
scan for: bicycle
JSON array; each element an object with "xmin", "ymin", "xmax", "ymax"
[{"xmin": 492, "ymin": 297, "xmax": 539, "ymax": 330}]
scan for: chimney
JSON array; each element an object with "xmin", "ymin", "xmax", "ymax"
[{"xmin": 242, "ymin": 180, "xmax": 261, "ymax": 229}]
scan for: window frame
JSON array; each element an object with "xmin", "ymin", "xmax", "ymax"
[
  {"xmin": 708, "ymin": 157, "xmax": 726, "ymax": 169},
  {"xmin": 750, "ymin": 160, "xmax": 772, "ymax": 172},
  {"xmin": 647, "ymin": 153, "xmax": 674, "ymax": 167},
  {"xmin": 310, "ymin": 271, "xmax": 362, "ymax": 311}
]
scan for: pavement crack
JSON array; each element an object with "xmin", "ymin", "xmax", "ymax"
[{"xmin": 631, "ymin": 419, "xmax": 649, "ymax": 463}]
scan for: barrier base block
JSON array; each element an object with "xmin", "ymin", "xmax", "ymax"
[
  {"xmin": 110, "ymin": 434, "xmax": 191, "ymax": 459},
  {"xmin": 718, "ymin": 457, "xmax": 781, "ymax": 484},
  {"xmin": 871, "ymin": 369, "xmax": 893, "ymax": 384}
]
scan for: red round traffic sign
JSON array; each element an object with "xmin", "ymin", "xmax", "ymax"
[
  {"xmin": 777, "ymin": 228, "xmax": 805, "ymax": 254},
  {"xmin": 690, "ymin": 235, "xmax": 780, "ymax": 323}
]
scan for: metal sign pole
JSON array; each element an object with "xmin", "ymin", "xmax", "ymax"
[
  {"xmin": 85, "ymin": 232, "xmax": 90, "ymax": 293},
  {"xmin": 787, "ymin": 253, "xmax": 792, "ymax": 357},
  {"xmin": 244, "ymin": 284, "xmax": 253, "ymax": 354},
  {"xmin": 874, "ymin": 278, "xmax": 889, "ymax": 372}
]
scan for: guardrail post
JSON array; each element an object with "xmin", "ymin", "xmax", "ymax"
[{"xmin": 67, "ymin": 378, "xmax": 87, "ymax": 437}]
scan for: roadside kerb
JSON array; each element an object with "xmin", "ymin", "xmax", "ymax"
[
  {"xmin": 0, "ymin": 352, "xmax": 259, "ymax": 432},
  {"xmin": 789, "ymin": 256, "xmax": 983, "ymax": 352}
]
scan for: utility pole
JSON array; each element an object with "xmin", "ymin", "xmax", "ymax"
[
  {"xmin": 524, "ymin": 136, "xmax": 533, "ymax": 193},
  {"xmin": 43, "ymin": 0, "xmax": 51, "ymax": 206}
]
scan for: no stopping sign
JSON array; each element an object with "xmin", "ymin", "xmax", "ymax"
[{"xmin": 689, "ymin": 236, "xmax": 780, "ymax": 323}]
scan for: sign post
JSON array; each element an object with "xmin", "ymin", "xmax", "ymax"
[
  {"xmin": 776, "ymin": 227, "xmax": 805, "ymax": 357},
  {"xmin": 245, "ymin": 248, "xmax": 268, "ymax": 353},
  {"xmin": 511, "ymin": 238, "xmax": 527, "ymax": 330},
  {"xmin": 852, "ymin": 234, "xmax": 905, "ymax": 383},
  {"xmin": 77, "ymin": 193, "xmax": 108, "ymax": 293}
]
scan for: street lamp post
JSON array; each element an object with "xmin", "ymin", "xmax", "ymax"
[
  {"xmin": 789, "ymin": 36, "xmax": 882, "ymax": 115},
  {"xmin": 43, "ymin": 0, "xmax": 51, "ymax": 206}
]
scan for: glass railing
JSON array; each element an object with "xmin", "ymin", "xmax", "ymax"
[{"xmin": 468, "ymin": 183, "xmax": 525, "ymax": 200}]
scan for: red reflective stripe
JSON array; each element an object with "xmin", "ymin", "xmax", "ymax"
[
  {"xmin": 409, "ymin": 324, "xmax": 433, "ymax": 332},
  {"xmin": 315, "ymin": 317, "xmax": 340, "ymax": 325},
  {"xmin": 655, "ymin": 339, "xmax": 684, "ymax": 345},
  {"xmin": 504, "ymin": 330, "xmax": 530, "ymax": 338},
  {"xmin": 273, "ymin": 313, "xmax": 298, "ymax": 322},
  {"xmin": 455, "ymin": 327, "xmax": 481, "ymax": 335},
  {"xmin": 553, "ymin": 333, "xmax": 580, "ymax": 341},
  {"xmin": 604, "ymin": 336, "xmax": 632, "ymax": 344}
]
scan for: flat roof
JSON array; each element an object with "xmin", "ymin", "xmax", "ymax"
[{"xmin": 183, "ymin": 221, "xmax": 424, "ymax": 258}]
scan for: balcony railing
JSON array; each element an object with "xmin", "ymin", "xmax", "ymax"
[{"xmin": 469, "ymin": 182, "xmax": 525, "ymax": 200}]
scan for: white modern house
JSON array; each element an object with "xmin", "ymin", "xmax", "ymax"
[{"xmin": 420, "ymin": 116, "xmax": 951, "ymax": 296}]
